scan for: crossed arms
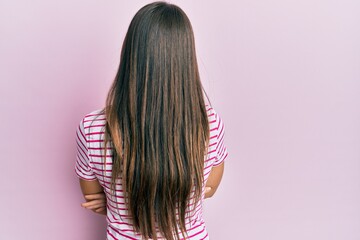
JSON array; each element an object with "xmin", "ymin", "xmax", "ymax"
[{"xmin": 78, "ymin": 162, "xmax": 224, "ymax": 215}]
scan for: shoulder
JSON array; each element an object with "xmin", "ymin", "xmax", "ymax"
[
  {"xmin": 205, "ymin": 104, "xmax": 216, "ymax": 118},
  {"xmin": 81, "ymin": 108, "xmax": 106, "ymax": 125},
  {"xmin": 205, "ymin": 104, "xmax": 224, "ymax": 131},
  {"xmin": 83, "ymin": 108, "xmax": 106, "ymax": 121},
  {"xmin": 78, "ymin": 108, "xmax": 106, "ymax": 135}
]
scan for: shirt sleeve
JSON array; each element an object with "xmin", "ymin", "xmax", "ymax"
[
  {"xmin": 212, "ymin": 111, "xmax": 228, "ymax": 166},
  {"xmin": 74, "ymin": 118, "xmax": 97, "ymax": 180}
]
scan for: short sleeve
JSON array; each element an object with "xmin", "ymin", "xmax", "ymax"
[
  {"xmin": 212, "ymin": 112, "xmax": 228, "ymax": 166},
  {"xmin": 74, "ymin": 118, "xmax": 97, "ymax": 180}
]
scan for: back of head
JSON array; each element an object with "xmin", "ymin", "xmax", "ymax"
[{"xmin": 103, "ymin": 2, "xmax": 209, "ymax": 239}]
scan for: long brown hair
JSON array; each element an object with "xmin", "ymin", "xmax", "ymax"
[{"xmin": 102, "ymin": 2, "xmax": 209, "ymax": 239}]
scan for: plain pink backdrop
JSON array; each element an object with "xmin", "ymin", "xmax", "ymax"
[{"xmin": 1, "ymin": 0, "xmax": 359, "ymax": 239}]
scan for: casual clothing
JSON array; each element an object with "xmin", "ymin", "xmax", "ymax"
[{"xmin": 75, "ymin": 105, "xmax": 228, "ymax": 239}]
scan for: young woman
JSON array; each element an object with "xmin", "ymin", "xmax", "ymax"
[{"xmin": 75, "ymin": 1, "xmax": 228, "ymax": 239}]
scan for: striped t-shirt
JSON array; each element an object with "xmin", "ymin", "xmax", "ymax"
[{"xmin": 75, "ymin": 105, "xmax": 228, "ymax": 240}]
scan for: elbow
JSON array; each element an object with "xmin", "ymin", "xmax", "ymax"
[{"xmin": 204, "ymin": 186, "xmax": 218, "ymax": 199}]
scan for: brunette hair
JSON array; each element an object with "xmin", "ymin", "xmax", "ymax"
[{"xmin": 102, "ymin": 2, "xmax": 209, "ymax": 239}]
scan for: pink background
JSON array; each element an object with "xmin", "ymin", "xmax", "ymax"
[{"xmin": 1, "ymin": 0, "xmax": 359, "ymax": 239}]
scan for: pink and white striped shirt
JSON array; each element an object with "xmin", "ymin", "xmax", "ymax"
[{"xmin": 75, "ymin": 105, "xmax": 228, "ymax": 240}]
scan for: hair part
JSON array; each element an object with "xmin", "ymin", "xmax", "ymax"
[{"xmin": 102, "ymin": 2, "xmax": 209, "ymax": 239}]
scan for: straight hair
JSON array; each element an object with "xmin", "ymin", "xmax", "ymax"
[{"xmin": 102, "ymin": 2, "xmax": 209, "ymax": 239}]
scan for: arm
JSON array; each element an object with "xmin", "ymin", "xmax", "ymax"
[
  {"xmin": 204, "ymin": 162, "xmax": 224, "ymax": 198},
  {"xmin": 75, "ymin": 117, "xmax": 107, "ymax": 215},
  {"xmin": 205, "ymin": 109, "xmax": 227, "ymax": 199},
  {"xmin": 79, "ymin": 178, "xmax": 107, "ymax": 215}
]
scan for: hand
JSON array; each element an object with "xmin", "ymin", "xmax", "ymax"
[{"xmin": 81, "ymin": 193, "xmax": 107, "ymax": 215}]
